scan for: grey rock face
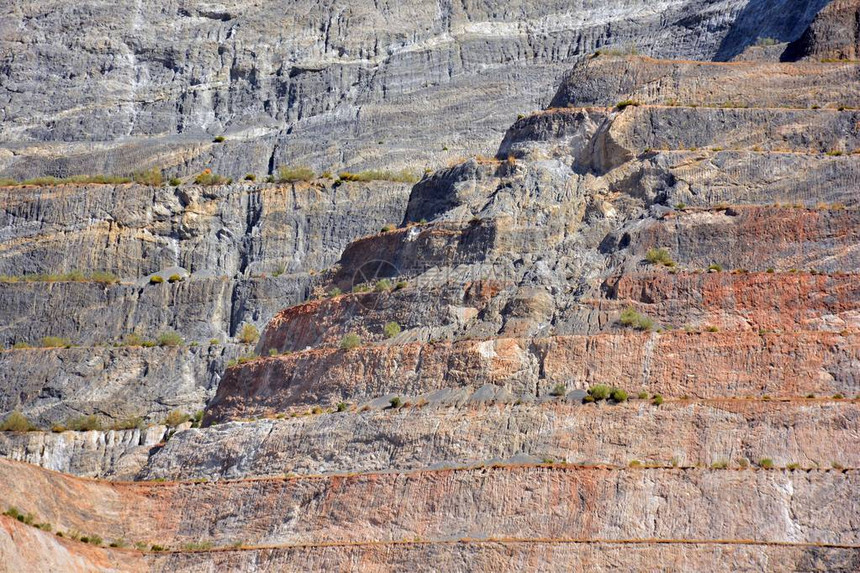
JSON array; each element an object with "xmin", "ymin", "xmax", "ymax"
[
  {"xmin": 0, "ymin": 0, "xmax": 829, "ymax": 179},
  {"xmin": 141, "ymin": 401, "xmax": 860, "ymax": 481},
  {"xmin": 0, "ymin": 178, "xmax": 409, "ymax": 427},
  {"xmin": 0, "ymin": 426, "xmax": 168, "ymax": 479},
  {"xmin": 0, "ymin": 344, "xmax": 247, "ymax": 426}
]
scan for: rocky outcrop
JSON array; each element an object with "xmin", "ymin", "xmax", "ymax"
[
  {"xmin": 0, "ymin": 426, "xmax": 167, "ymax": 479},
  {"xmin": 3, "ymin": 6, "xmax": 860, "ymax": 570},
  {"xmin": 0, "ymin": 345, "xmax": 245, "ymax": 426},
  {"xmin": 0, "ymin": 178, "xmax": 410, "ymax": 425},
  {"xmin": 1, "ymin": 459, "xmax": 857, "ymax": 550},
  {"xmin": 0, "ymin": 1, "xmax": 831, "ymax": 179},
  {"xmin": 143, "ymin": 401, "xmax": 860, "ymax": 481},
  {"xmin": 783, "ymin": 0, "xmax": 860, "ymax": 61}
]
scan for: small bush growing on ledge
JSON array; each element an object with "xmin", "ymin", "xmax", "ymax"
[
  {"xmin": 111, "ymin": 417, "xmax": 143, "ymax": 431},
  {"xmin": 610, "ymin": 388, "xmax": 628, "ymax": 403},
  {"xmin": 340, "ymin": 333, "xmax": 361, "ymax": 350},
  {"xmin": 164, "ymin": 410, "xmax": 190, "ymax": 427},
  {"xmin": 619, "ymin": 307, "xmax": 655, "ymax": 331},
  {"xmin": 213, "ymin": 135, "xmax": 226, "ymax": 143},
  {"xmin": 652, "ymin": 394, "xmax": 664, "ymax": 406},
  {"xmin": 383, "ymin": 321, "xmax": 402, "ymax": 339},
  {"xmin": 278, "ymin": 165, "xmax": 315, "ymax": 183},
  {"xmin": 645, "ymin": 248, "xmax": 675, "ymax": 267},
  {"xmin": 244, "ymin": 174, "xmax": 256, "ymax": 182},
  {"xmin": 708, "ymin": 263, "xmax": 723, "ymax": 272},
  {"xmin": 194, "ymin": 170, "xmax": 229, "ymax": 186},
  {"xmin": 337, "ymin": 169, "xmax": 418, "ymax": 184},
  {"xmin": 169, "ymin": 177, "xmax": 182, "ymax": 187},
  {"xmin": 374, "ymin": 279, "xmax": 392, "ymax": 292},
  {"xmin": 67, "ymin": 415, "xmax": 102, "ymax": 432},
  {"xmin": 167, "ymin": 274, "xmax": 183, "ymax": 283},
  {"xmin": 238, "ymin": 324, "xmax": 260, "ymax": 344},
  {"xmin": 0, "ymin": 411, "xmax": 37, "ymax": 432},
  {"xmin": 758, "ymin": 458, "xmax": 774, "ymax": 469},
  {"xmin": 132, "ymin": 168, "xmax": 163, "ymax": 187},
  {"xmin": 389, "ymin": 396, "xmax": 403, "ymax": 409},
  {"xmin": 336, "ymin": 402, "xmax": 349, "ymax": 412},
  {"xmin": 40, "ymin": 336, "xmax": 71, "ymax": 348},
  {"xmin": 550, "ymin": 383, "xmax": 566, "ymax": 397},
  {"xmin": 157, "ymin": 331, "xmax": 183, "ymax": 347},
  {"xmin": 149, "ymin": 275, "xmax": 164, "ymax": 284},
  {"xmin": 615, "ymin": 100, "xmax": 640, "ymax": 110},
  {"xmin": 588, "ymin": 384, "xmax": 611, "ymax": 401}
]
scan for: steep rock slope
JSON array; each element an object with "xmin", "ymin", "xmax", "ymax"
[
  {"xmin": 2, "ymin": 8, "xmax": 860, "ymax": 572},
  {"xmin": 0, "ymin": 0, "xmax": 830, "ymax": 179}
]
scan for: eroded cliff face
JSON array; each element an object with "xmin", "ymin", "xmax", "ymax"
[
  {"xmin": 1, "ymin": 4, "xmax": 859, "ymax": 572},
  {"xmin": 0, "ymin": 0, "xmax": 832, "ymax": 179}
]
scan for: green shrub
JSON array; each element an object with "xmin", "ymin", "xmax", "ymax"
[
  {"xmin": 708, "ymin": 263, "xmax": 723, "ymax": 272},
  {"xmin": 337, "ymin": 169, "xmax": 418, "ymax": 183},
  {"xmin": 40, "ymin": 336, "xmax": 71, "ymax": 348},
  {"xmin": 150, "ymin": 544, "xmax": 166, "ymax": 552},
  {"xmin": 164, "ymin": 410, "xmax": 190, "ymax": 427},
  {"xmin": 340, "ymin": 333, "xmax": 361, "ymax": 350},
  {"xmin": 213, "ymin": 135, "xmax": 226, "ymax": 143},
  {"xmin": 383, "ymin": 321, "xmax": 402, "ymax": 339},
  {"xmin": 194, "ymin": 171, "xmax": 229, "ymax": 186},
  {"xmin": 268, "ymin": 348, "xmax": 278, "ymax": 356},
  {"xmin": 629, "ymin": 460, "xmax": 642, "ymax": 467},
  {"xmin": 582, "ymin": 394, "xmax": 595, "ymax": 404},
  {"xmin": 711, "ymin": 460, "xmax": 729, "ymax": 469},
  {"xmin": 278, "ymin": 166, "xmax": 315, "ymax": 183},
  {"xmin": 149, "ymin": 275, "xmax": 164, "ymax": 284},
  {"xmin": 183, "ymin": 541, "xmax": 213, "ymax": 551},
  {"xmin": 550, "ymin": 383, "xmax": 566, "ymax": 397},
  {"xmin": 157, "ymin": 331, "xmax": 183, "ymax": 347},
  {"xmin": 616, "ymin": 100, "xmax": 640, "ymax": 110},
  {"xmin": 652, "ymin": 394, "xmax": 664, "ymax": 406},
  {"xmin": 237, "ymin": 353, "xmax": 258, "ymax": 365},
  {"xmin": 67, "ymin": 415, "xmax": 103, "ymax": 431},
  {"xmin": 169, "ymin": 177, "xmax": 182, "ymax": 187},
  {"xmin": 132, "ymin": 168, "xmax": 163, "ymax": 186},
  {"xmin": 11, "ymin": 341, "xmax": 31, "ymax": 350},
  {"xmin": 238, "ymin": 324, "xmax": 260, "ymax": 344},
  {"xmin": 637, "ymin": 391, "xmax": 648, "ymax": 400},
  {"xmin": 381, "ymin": 224, "xmax": 395, "ymax": 233},
  {"xmin": 374, "ymin": 279, "xmax": 392, "ymax": 292},
  {"xmin": 394, "ymin": 281, "xmax": 407, "ymax": 291},
  {"xmin": 111, "ymin": 417, "xmax": 143, "ymax": 431},
  {"xmin": 191, "ymin": 410, "xmax": 204, "ymax": 428},
  {"xmin": 610, "ymin": 388, "xmax": 628, "ymax": 402},
  {"xmin": 645, "ymin": 248, "xmax": 675, "ymax": 267},
  {"xmin": 758, "ymin": 458, "xmax": 774, "ymax": 469},
  {"xmin": 588, "ymin": 384, "xmax": 611, "ymax": 401},
  {"xmin": 167, "ymin": 274, "xmax": 183, "ymax": 283},
  {"xmin": 786, "ymin": 463, "xmax": 800, "ymax": 470},
  {"xmin": 90, "ymin": 271, "xmax": 119, "ymax": 284},
  {"xmin": 755, "ymin": 36, "xmax": 778, "ymax": 47},
  {"xmin": 389, "ymin": 396, "xmax": 403, "ymax": 409},
  {"xmin": 619, "ymin": 307, "xmax": 655, "ymax": 331},
  {"xmin": 0, "ymin": 411, "xmax": 37, "ymax": 432},
  {"xmin": 328, "ymin": 287, "xmax": 343, "ymax": 297},
  {"xmin": 244, "ymin": 174, "xmax": 256, "ymax": 181}
]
